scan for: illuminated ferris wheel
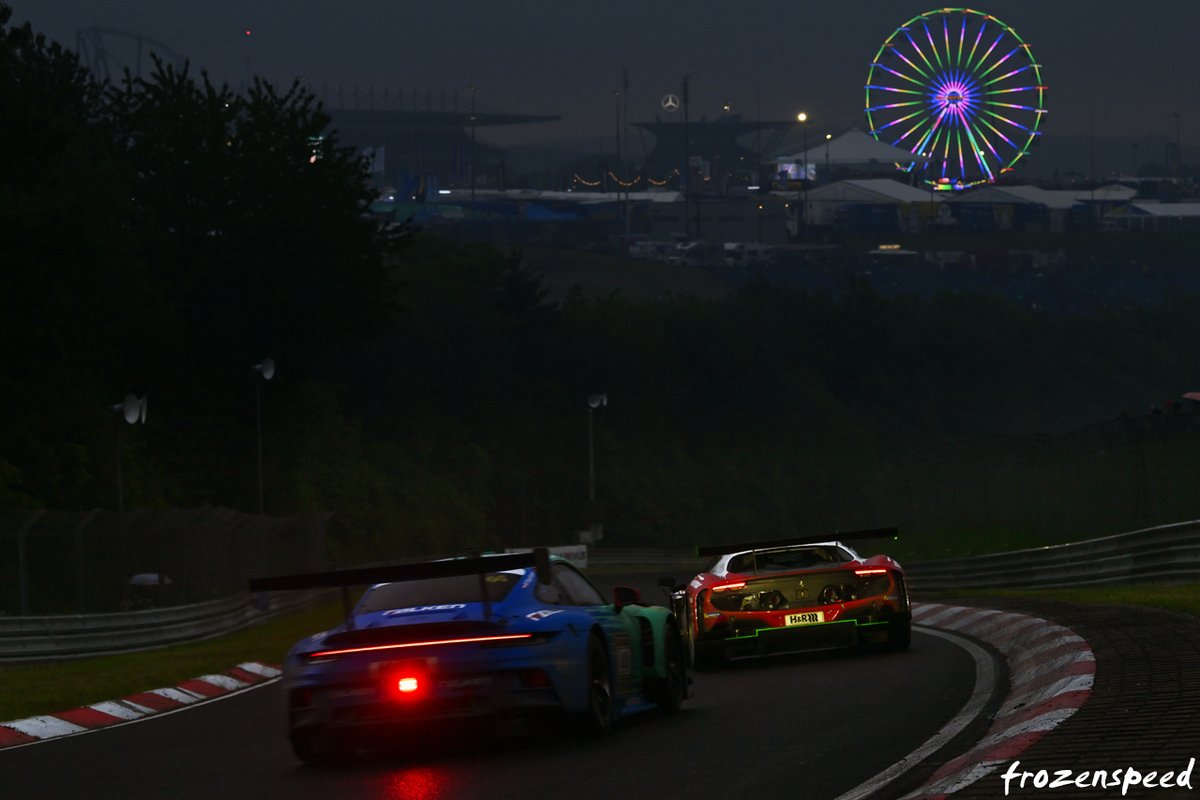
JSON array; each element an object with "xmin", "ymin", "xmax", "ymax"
[{"xmin": 864, "ymin": 8, "xmax": 1046, "ymax": 190}]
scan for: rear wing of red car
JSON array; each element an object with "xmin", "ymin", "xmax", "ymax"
[{"xmin": 694, "ymin": 527, "xmax": 898, "ymax": 559}]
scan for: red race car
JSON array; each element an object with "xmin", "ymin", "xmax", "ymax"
[{"xmin": 667, "ymin": 528, "xmax": 910, "ymax": 669}]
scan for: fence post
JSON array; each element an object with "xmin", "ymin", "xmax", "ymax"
[
  {"xmin": 72, "ymin": 509, "xmax": 102, "ymax": 612},
  {"xmin": 17, "ymin": 510, "xmax": 46, "ymax": 615}
]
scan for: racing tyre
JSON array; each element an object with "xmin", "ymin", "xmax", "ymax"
[
  {"xmin": 290, "ymin": 728, "xmax": 340, "ymax": 766},
  {"xmin": 693, "ymin": 641, "xmax": 727, "ymax": 671},
  {"xmin": 581, "ymin": 634, "xmax": 614, "ymax": 736},
  {"xmin": 887, "ymin": 618, "xmax": 912, "ymax": 651},
  {"xmin": 657, "ymin": 630, "xmax": 687, "ymax": 713}
]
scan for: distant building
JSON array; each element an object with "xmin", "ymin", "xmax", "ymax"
[
  {"xmin": 323, "ymin": 87, "xmax": 559, "ymax": 193},
  {"xmin": 1101, "ymin": 202, "xmax": 1200, "ymax": 232},
  {"xmin": 631, "ymin": 113, "xmax": 794, "ymax": 189},
  {"xmin": 801, "ymin": 179, "xmax": 937, "ymax": 234},
  {"xmin": 772, "ymin": 128, "xmax": 929, "ymax": 185}
]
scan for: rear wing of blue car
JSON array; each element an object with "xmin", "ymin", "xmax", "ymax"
[
  {"xmin": 248, "ymin": 548, "xmax": 552, "ymax": 593},
  {"xmin": 248, "ymin": 548, "xmax": 553, "ymax": 624},
  {"xmin": 694, "ymin": 527, "xmax": 899, "ymax": 559}
]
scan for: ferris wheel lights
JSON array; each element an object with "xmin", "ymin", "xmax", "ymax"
[{"xmin": 865, "ymin": 7, "xmax": 1043, "ymax": 189}]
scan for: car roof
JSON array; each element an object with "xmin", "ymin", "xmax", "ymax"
[{"xmin": 722, "ymin": 540, "xmax": 847, "ymax": 558}]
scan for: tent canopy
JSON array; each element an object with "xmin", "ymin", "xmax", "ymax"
[{"xmin": 772, "ymin": 127, "xmax": 927, "ymax": 167}]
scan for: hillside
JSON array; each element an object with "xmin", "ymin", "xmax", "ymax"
[{"xmin": 518, "ymin": 247, "xmax": 732, "ymax": 303}]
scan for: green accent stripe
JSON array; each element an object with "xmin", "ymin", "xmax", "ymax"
[{"xmin": 722, "ymin": 619, "xmax": 887, "ymax": 642}]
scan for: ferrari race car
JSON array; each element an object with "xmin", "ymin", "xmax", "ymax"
[
  {"xmin": 249, "ymin": 549, "xmax": 690, "ymax": 763},
  {"xmin": 668, "ymin": 528, "xmax": 910, "ymax": 669}
]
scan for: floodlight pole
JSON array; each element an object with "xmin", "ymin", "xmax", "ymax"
[
  {"xmin": 468, "ymin": 85, "xmax": 477, "ymax": 210},
  {"xmin": 797, "ymin": 112, "xmax": 810, "ymax": 237},
  {"xmin": 682, "ymin": 75, "xmax": 690, "ymax": 240},
  {"xmin": 114, "ymin": 423, "xmax": 124, "ymax": 516},
  {"xmin": 587, "ymin": 393, "xmax": 607, "ymax": 540},
  {"xmin": 254, "ymin": 359, "xmax": 275, "ymax": 515},
  {"xmin": 111, "ymin": 394, "xmax": 146, "ymax": 515},
  {"xmin": 825, "ymin": 133, "xmax": 832, "ymax": 182}
]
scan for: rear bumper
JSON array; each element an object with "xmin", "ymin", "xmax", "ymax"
[
  {"xmin": 289, "ymin": 681, "xmax": 562, "ymax": 734},
  {"xmin": 703, "ymin": 618, "xmax": 893, "ymax": 658}
]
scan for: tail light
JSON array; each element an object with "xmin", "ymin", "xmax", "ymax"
[
  {"xmin": 383, "ymin": 667, "xmax": 427, "ymax": 702},
  {"xmin": 307, "ymin": 632, "xmax": 534, "ymax": 661}
]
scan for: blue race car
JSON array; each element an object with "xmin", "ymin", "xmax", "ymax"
[{"xmin": 249, "ymin": 549, "xmax": 690, "ymax": 763}]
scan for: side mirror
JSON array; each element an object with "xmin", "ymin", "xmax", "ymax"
[{"xmin": 612, "ymin": 585, "xmax": 641, "ymax": 612}]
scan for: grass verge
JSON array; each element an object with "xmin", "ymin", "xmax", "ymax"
[
  {"xmin": 0, "ymin": 598, "xmax": 343, "ymax": 723},
  {"xmin": 960, "ymin": 584, "xmax": 1200, "ymax": 618}
]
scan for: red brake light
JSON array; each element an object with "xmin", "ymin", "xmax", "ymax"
[
  {"xmin": 854, "ymin": 568, "xmax": 889, "ymax": 577},
  {"xmin": 712, "ymin": 582, "xmax": 746, "ymax": 592},
  {"xmin": 384, "ymin": 669, "xmax": 426, "ymax": 701},
  {"xmin": 310, "ymin": 632, "xmax": 533, "ymax": 660}
]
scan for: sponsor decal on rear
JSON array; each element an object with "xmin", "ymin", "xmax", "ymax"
[
  {"xmin": 526, "ymin": 609, "xmax": 563, "ymax": 621},
  {"xmin": 383, "ymin": 604, "xmax": 467, "ymax": 616}
]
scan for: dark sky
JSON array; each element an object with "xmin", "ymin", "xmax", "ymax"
[{"xmin": 12, "ymin": 0, "xmax": 1200, "ymax": 150}]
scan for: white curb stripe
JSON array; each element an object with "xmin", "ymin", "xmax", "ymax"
[
  {"xmin": 972, "ymin": 706, "xmax": 1080, "ymax": 751},
  {"xmin": 149, "ymin": 687, "xmax": 206, "ymax": 704},
  {"xmin": 87, "ymin": 701, "xmax": 146, "ymax": 721},
  {"xmin": 6, "ymin": 715, "xmax": 88, "ymax": 739},
  {"xmin": 912, "ymin": 605, "xmax": 972, "ymax": 626},
  {"xmin": 117, "ymin": 699, "xmax": 158, "ymax": 715},
  {"xmin": 1011, "ymin": 648, "xmax": 1094, "ymax": 681},
  {"xmin": 238, "ymin": 662, "xmax": 282, "ymax": 678},
  {"xmin": 196, "ymin": 674, "xmax": 247, "ymax": 691}
]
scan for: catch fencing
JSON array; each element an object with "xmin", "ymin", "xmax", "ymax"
[{"xmin": 0, "ymin": 507, "xmax": 328, "ymax": 616}]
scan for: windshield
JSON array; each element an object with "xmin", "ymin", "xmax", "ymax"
[
  {"xmin": 356, "ymin": 570, "xmax": 524, "ymax": 613},
  {"xmin": 727, "ymin": 546, "xmax": 850, "ymax": 573}
]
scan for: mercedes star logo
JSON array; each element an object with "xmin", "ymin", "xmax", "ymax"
[{"xmin": 661, "ymin": 94, "xmax": 680, "ymax": 112}]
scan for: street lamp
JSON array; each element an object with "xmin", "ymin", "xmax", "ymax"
[
  {"xmin": 824, "ymin": 132, "xmax": 832, "ymax": 181},
  {"xmin": 253, "ymin": 358, "xmax": 275, "ymax": 515},
  {"xmin": 610, "ymin": 88, "xmax": 621, "ymax": 194},
  {"xmin": 468, "ymin": 85, "xmax": 477, "ymax": 209},
  {"xmin": 797, "ymin": 112, "xmax": 810, "ymax": 235},
  {"xmin": 1175, "ymin": 112, "xmax": 1183, "ymax": 176},
  {"xmin": 111, "ymin": 394, "xmax": 147, "ymax": 515},
  {"xmin": 587, "ymin": 393, "xmax": 607, "ymax": 542}
]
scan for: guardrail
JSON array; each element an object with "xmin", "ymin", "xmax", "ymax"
[
  {"xmin": 904, "ymin": 519, "xmax": 1200, "ymax": 593},
  {"xmin": 0, "ymin": 590, "xmax": 325, "ymax": 662},
  {"xmin": 6, "ymin": 521, "xmax": 1198, "ymax": 661}
]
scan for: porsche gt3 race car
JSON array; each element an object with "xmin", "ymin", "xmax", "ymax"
[
  {"xmin": 668, "ymin": 528, "xmax": 910, "ymax": 669},
  {"xmin": 249, "ymin": 549, "xmax": 690, "ymax": 763}
]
